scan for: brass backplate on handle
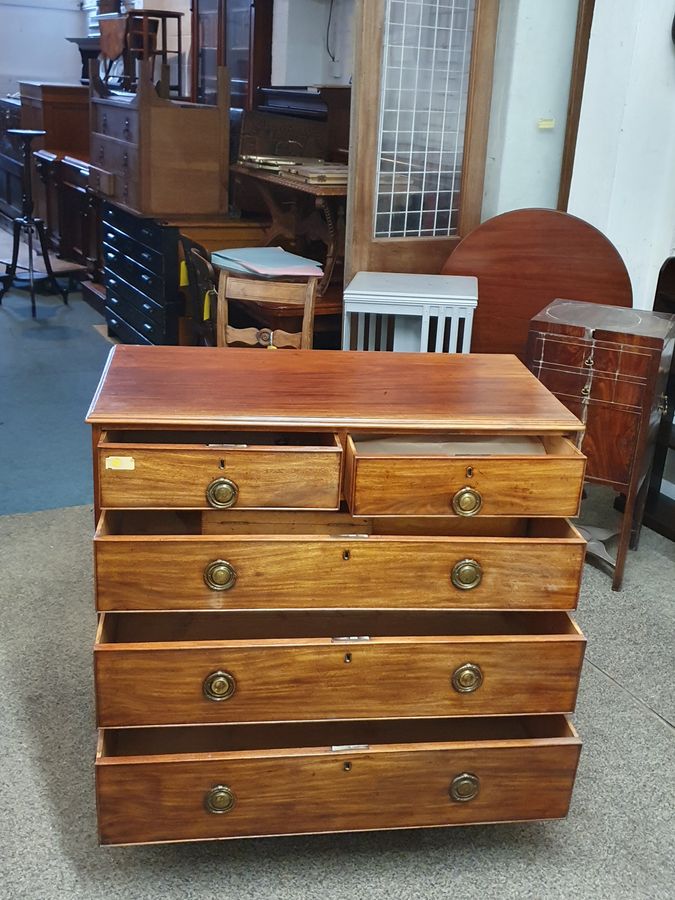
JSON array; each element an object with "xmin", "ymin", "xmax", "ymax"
[
  {"xmin": 203, "ymin": 670, "xmax": 236, "ymax": 701},
  {"xmin": 452, "ymin": 486, "xmax": 482, "ymax": 516},
  {"xmin": 449, "ymin": 773, "xmax": 480, "ymax": 802},
  {"xmin": 451, "ymin": 558, "xmax": 483, "ymax": 590},
  {"xmin": 452, "ymin": 662, "xmax": 483, "ymax": 693},
  {"xmin": 206, "ymin": 477, "xmax": 239, "ymax": 509},
  {"xmin": 204, "ymin": 559, "xmax": 237, "ymax": 591},
  {"xmin": 205, "ymin": 785, "xmax": 236, "ymax": 814}
]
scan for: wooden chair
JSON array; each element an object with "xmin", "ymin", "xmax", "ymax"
[{"xmin": 216, "ymin": 272, "xmax": 318, "ymax": 349}]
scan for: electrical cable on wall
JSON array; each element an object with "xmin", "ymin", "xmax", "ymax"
[{"xmin": 326, "ymin": 0, "xmax": 336, "ymax": 62}]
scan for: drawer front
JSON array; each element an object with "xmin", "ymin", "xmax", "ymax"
[
  {"xmin": 106, "ymin": 292, "xmax": 166, "ymax": 344},
  {"xmin": 97, "ymin": 728, "xmax": 581, "ymax": 844},
  {"xmin": 98, "ymin": 443, "xmax": 342, "ymax": 510},
  {"xmin": 102, "ymin": 203, "xmax": 164, "ymax": 253},
  {"xmin": 105, "ymin": 273, "xmax": 167, "ymax": 327},
  {"xmin": 94, "ymin": 522, "xmax": 585, "ymax": 612},
  {"xmin": 95, "ymin": 633, "xmax": 585, "ymax": 726},
  {"xmin": 529, "ymin": 333, "xmax": 649, "ymax": 379},
  {"xmin": 535, "ymin": 364, "xmax": 645, "ymax": 409},
  {"xmin": 102, "ymin": 223, "xmax": 164, "ymax": 276},
  {"xmin": 93, "ymin": 105, "xmax": 139, "ymax": 144},
  {"xmin": 104, "ymin": 308, "xmax": 153, "ymax": 346},
  {"xmin": 103, "ymin": 242, "xmax": 164, "ymax": 299},
  {"xmin": 345, "ymin": 438, "xmax": 586, "ymax": 517},
  {"xmin": 91, "ymin": 134, "xmax": 138, "ymax": 183}
]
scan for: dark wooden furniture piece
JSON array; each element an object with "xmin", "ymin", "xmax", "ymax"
[
  {"xmin": 19, "ymin": 82, "xmax": 89, "ymax": 159},
  {"xmin": 101, "ymin": 201, "xmax": 182, "ymax": 344},
  {"xmin": 88, "ymin": 64, "xmax": 229, "ymax": 217},
  {"xmin": 216, "ymin": 270, "xmax": 317, "ymax": 348},
  {"xmin": 231, "ymin": 163, "xmax": 346, "ymax": 296},
  {"xmin": 527, "ymin": 299, "xmax": 675, "ymax": 590},
  {"xmin": 88, "ymin": 347, "xmax": 586, "ymax": 845},
  {"xmin": 191, "ymin": 0, "xmax": 273, "ymax": 107},
  {"xmin": 179, "ymin": 236, "xmax": 216, "ymax": 345},
  {"xmin": 102, "ymin": 201, "xmax": 267, "ymax": 344},
  {"xmin": 0, "ymin": 96, "xmax": 23, "ymax": 220},
  {"xmin": 442, "ymin": 209, "xmax": 633, "ymax": 357}
]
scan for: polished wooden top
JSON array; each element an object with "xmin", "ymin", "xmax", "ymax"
[{"xmin": 87, "ymin": 347, "xmax": 584, "ymax": 433}]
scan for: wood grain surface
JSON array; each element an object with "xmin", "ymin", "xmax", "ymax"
[
  {"xmin": 94, "ymin": 614, "xmax": 585, "ymax": 726},
  {"xmin": 98, "ymin": 443, "xmax": 342, "ymax": 510},
  {"xmin": 86, "ymin": 347, "xmax": 586, "ymax": 433},
  {"xmin": 94, "ymin": 516, "xmax": 585, "ymax": 611},
  {"xmin": 346, "ymin": 437, "xmax": 585, "ymax": 517},
  {"xmin": 96, "ymin": 725, "xmax": 581, "ymax": 844},
  {"xmin": 441, "ymin": 208, "xmax": 632, "ymax": 357}
]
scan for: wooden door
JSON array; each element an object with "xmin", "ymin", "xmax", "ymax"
[{"xmin": 346, "ymin": 0, "xmax": 499, "ymax": 280}]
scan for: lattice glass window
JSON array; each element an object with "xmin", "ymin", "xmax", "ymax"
[{"xmin": 374, "ymin": 0, "xmax": 477, "ymax": 238}]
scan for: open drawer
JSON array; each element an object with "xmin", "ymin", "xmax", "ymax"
[
  {"xmin": 97, "ymin": 430, "xmax": 342, "ymax": 510},
  {"xmin": 94, "ymin": 510, "xmax": 586, "ymax": 611},
  {"xmin": 94, "ymin": 610, "xmax": 586, "ymax": 727},
  {"xmin": 344, "ymin": 434, "xmax": 586, "ymax": 516},
  {"xmin": 96, "ymin": 716, "xmax": 582, "ymax": 845}
]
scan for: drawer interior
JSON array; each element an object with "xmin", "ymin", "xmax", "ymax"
[
  {"xmin": 97, "ymin": 509, "xmax": 582, "ymax": 540},
  {"xmin": 97, "ymin": 610, "xmax": 581, "ymax": 643},
  {"xmin": 101, "ymin": 430, "xmax": 340, "ymax": 449},
  {"xmin": 100, "ymin": 715, "xmax": 578, "ymax": 759},
  {"xmin": 350, "ymin": 434, "xmax": 576, "ymax": 458}
]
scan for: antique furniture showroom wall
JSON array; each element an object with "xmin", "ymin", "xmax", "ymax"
[{"xmin": 88, "ymin": 347, "xmax": 587, "ymax": 845}]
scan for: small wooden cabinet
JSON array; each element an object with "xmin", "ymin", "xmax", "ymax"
[
  {"xmin": 527, "ymin": 299, "xmax": 675, "ymax": 589},
  {"xmin": 88, "ymin": 349, "xmax": 587, "ymax": 845},
  {"xmin": 89, "ymin": 66, "xmax": 229, "ymax": 217},
  {"xmin": 0, "ymin": 96, "xmax": 23, "ymax": 219}
]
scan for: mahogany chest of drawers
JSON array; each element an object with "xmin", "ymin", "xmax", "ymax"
[{"xmin": 87, "ymin": 348, "xmax": 587, "ymax": 845}]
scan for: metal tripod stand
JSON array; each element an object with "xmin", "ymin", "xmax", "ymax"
[{"xmin": 0, "ymin": 129, "xmax": 68, "ymax": 318}]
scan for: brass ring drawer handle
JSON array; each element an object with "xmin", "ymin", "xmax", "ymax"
[
  {"xmin": 204, "ymin": 559, "xmax": 237, "ymax": 591},
  {"xmin": 205, "ymin": 785, "xmax": 236, "ymax": 814},
  {"xmin": 452, "ymin": 662, "xmax": 483, "ymax": 693},
  {"xmin": 451, "ymin": 558, "xmax": 483, "ymax": 590},
  {"xmin": 203, "ymin": 670, "xmax": 236, "ymax": 701},
  {"xmin": 452, "ymin": 486, "xmax": 482, "ymax": 516},
  {"xmin": 449, "ymin": 773, "xmax": 480, "ymax": 803},
  {"xmin": 206, "ymin": 477, "xmax": 239, "ymax": 509}
]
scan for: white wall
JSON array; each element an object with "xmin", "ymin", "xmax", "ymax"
[
  {"xmin": 568, "ymin": 0, "xmax": 675, "ymax": 309},
  {"xmin": 272, "ymin": 0, "xmax": 353, "ymax": 86},
  {"xmin": 0, "ymin": 0, "xmax": 86, "ymax": 95},
  {"xmin": 482, "ymin": 0, "xmax": 579, "ymax": 220}
]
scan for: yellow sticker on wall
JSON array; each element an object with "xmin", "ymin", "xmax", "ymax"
[{"xmin": 105, "ymin": 456, "xmax": 135, "ymax": 471}]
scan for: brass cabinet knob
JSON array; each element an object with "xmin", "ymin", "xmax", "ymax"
[
  {"xmin": 206, "ymin": 477, "xmax": 239, "ymax": 509},
  {"xmin": 449, "ymin": 773, "xmax": 480, "ymax": 803},
  {"xmin": 203, "ymin": 670, "xmax": 236, "ymax": 701},
  {"xmin": 452, "ymin": 486, "xmax": 483, "ymax": 516},
  {"xmin": 204, "ymin": 785, "xmax": 236, "ymax": 814},
  {"xmin": 451, "ymin": 558, "xmax": 483, "ymax": 590},
  {"xmin": 451, "ymin": 662, "xmax": 483, "ymax": 693},
  {"xmin": 204, "ymin": 560, "xmax": 237, "ymax": 591}
]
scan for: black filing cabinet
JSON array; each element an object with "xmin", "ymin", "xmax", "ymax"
[{"xmin": 101, "ymin": 203, "xmax": 182, "ymax": 344}]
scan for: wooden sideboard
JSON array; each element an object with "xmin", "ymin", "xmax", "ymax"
[{"xmin": 88, "ymin": 348, "xmax": 587, "ymax": 845}]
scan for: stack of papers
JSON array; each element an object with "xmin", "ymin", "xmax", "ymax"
[{"xmin": 211, "ymin": 247, "xmax": 324, "ymax": 278}]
